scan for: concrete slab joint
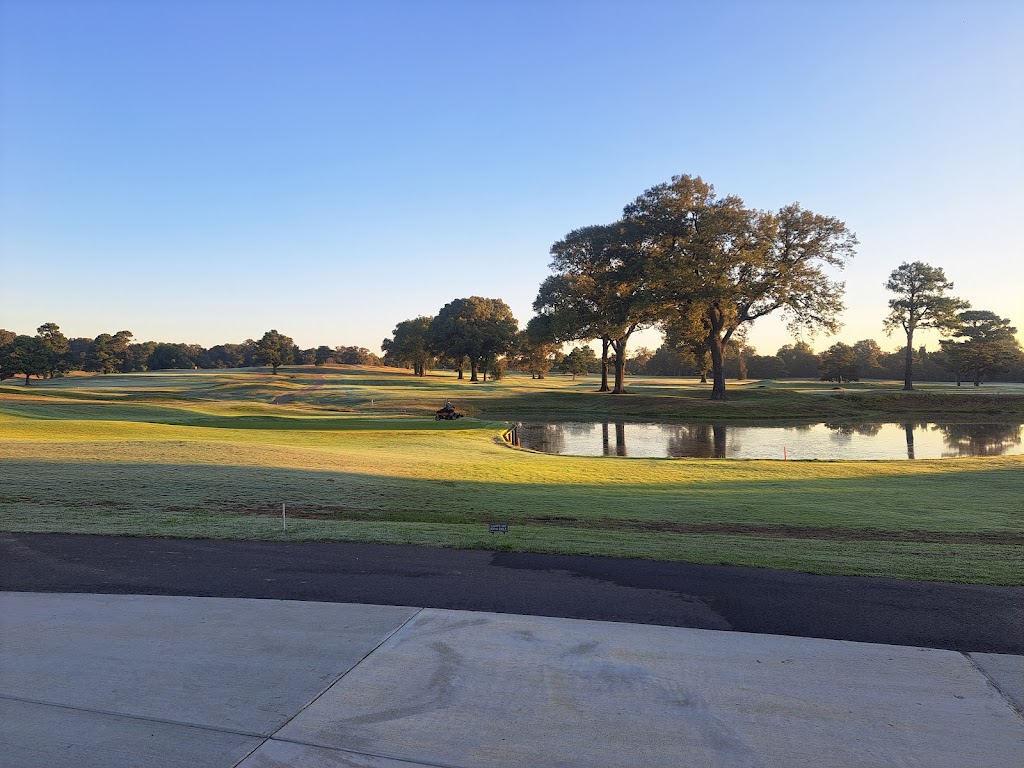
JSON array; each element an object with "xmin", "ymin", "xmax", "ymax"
[{"xmin": 1, "ymin": 592, "xmax": 1022, "ymax": 768}]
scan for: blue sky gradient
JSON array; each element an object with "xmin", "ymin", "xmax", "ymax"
[{"xmin": 2, "ymin": 0, "xmax": 1021, "ymax": 355}]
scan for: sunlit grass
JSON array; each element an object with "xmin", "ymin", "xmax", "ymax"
[{"xmin": 1, "ymin": 367, "xmax": 1022, "ymax": 583}]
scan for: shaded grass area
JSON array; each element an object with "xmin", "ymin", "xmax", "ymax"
[{"xmin": 1, "ymin": 367, "xmax": 1023, "ymax": 584}]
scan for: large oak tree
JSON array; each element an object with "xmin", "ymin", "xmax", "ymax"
[
  {"xmin": 625, "ymin": 175, "xmax": 856, "ymax": 399},
  {"xmin": 535, "ymin": 223, "xmax": 663, "ymax": 394},
  {"xmin": 254, "ymin": 329, "xmax": 295, "ymax": 374},
  {"xmin": 0, "ymin": 335, "xmax": 49, "ymax": 384},
  {"xmin": 427, "ymin": 297, "xmax": 518, "ymax": 383}
]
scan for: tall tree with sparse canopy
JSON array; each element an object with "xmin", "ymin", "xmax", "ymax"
[
  {"xmin": 254, "ymin": 330, "xmax": 294, "ymax": 374},
  {"xmin": 625, "ymin": 175, "xmax": 856, "ymax": 399},
  {"xmin": 36, "ymin": 323, "xmax": 70, "ymax": 378},
  {"xmin": 884, "ymin": 262, "xmax": 968, "ymax": 391}
]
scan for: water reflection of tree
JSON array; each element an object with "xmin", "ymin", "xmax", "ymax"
[
  {"xmin": 598, "ymin": 422, "xmax": 629, "ymax": 456},
  {"xmin": 564, "ymin": 423, "xmax": 597, "ymax": 437},
  {"xmin": 614, "ymin": 421, "xmax": 627, "ymax": 457},
  {"xmin": 900, "ymin": 421, "xmax": 932, "ymax": 460},
  {"xmin": 666, "ymin": 424, "xmax": 729, "ymax": 458},
  {"xmin": 824, "ymin": 422, "xmax": 883, "ymax": 437},
  {"xmin": 936, "ymin": 423, "xmax": 1023, "ymax": 457},
  {"xmin": 525, "ymin": 424, "xmax": 567, "ymax": 455}
]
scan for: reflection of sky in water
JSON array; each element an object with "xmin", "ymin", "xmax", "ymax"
[{"xmin": 517, "ymin": 422, "xmax": 1024, "ymax": 460}]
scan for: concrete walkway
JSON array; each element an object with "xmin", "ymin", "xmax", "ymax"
[{"xmin": 2, "ymin": 592, "xmax": 1021, "ymax": 768}]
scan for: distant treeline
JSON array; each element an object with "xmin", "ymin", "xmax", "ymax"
[
  {"xmin": 379, "ymin": 175, "xmax": 1021, "ymax": 398},
  {"xmin": 516, "ymin": 338, "xmax": 1023, "ymax": 384},
  {"xmin": 3, "ymin": 323, "xmax": 1022, "ymax": 386},
  {"xmin": 624, "ymin": 339, "xmax": 1024, "ymax": 384},
  {"xmin": 0, "ymin": 324, "xmax": 382, "ymax": 384}
]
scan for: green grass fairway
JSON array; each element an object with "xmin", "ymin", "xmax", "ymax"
[{"xmin": 1, "ymin": 367, "xmax": 1022, "ymax": 584}]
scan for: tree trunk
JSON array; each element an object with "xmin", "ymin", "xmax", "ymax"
[
  {"xmin": 470, "ymin": 359, "xmax": 479, "ymax": 382},
  {"xmin": 713, "ymin": 424, "xmax": 727, "ymax": 457},
  {"xmin": 699, "ymin": 371, "xmax": 707, "ymax": 384},
  {"xmin": 457, "ymin": 366, "xmax": 463, "ymax": 379},
  {"xmin": 611, "ymin": 339, "xmax": 627, "ymax": 394},
  {"xmin": 24, "ymin": 373, "xmax": 31, "ymax": 385},
  {"xmin": 599, "ymin": 337, "xmax": 610, "ymax": 392},
  {"xmin": 905, "ymin": 423, "xmax": 921, "ymax": 460},
  {"xmin": 903, "ymin": 329, "xmax": 914, "ymax": 391},
  {"xmin": 705, "ymin": 306, "xmax": 730, "ymax": 400},
  {"xmin": 709, "ymin": 333, "xmax": 727, "ymax": 400}
]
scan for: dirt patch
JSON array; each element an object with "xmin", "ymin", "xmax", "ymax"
[
  {"xmin": 556, "ymin": 519, "xmax": 1024, "ymax": 546},
  {"xmin": 193, "ymin": 505, "xmax": 1023, "ymax": 546}
]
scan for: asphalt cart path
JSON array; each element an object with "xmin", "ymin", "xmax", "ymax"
[{"xmin": 3, "ymin": 532, "xmax": 1021, "ymax": 654}]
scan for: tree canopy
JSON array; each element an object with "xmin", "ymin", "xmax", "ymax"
[
  {"xmin": 254, "ymin": 329, "xmax": 294, "ymax": 374},
  {"xmin": 427, "ymin": 297, "xmax": 518, "ymax": 383},
  {"xmin": 819, "ymin": 342, "xmax": 859, "ymax": 383},
  {"xmin": 623, "ymin": 175, "xmax": 856, "ymax": 399},
  {"xmin": 382, "ymin": 316, "xmax": 434, "ymax": 376},
  {"xmin": 562, "ymin": 346, "xmax": 598, "ymax": 379},
  {"xmin": 884, "ymin": 261, "xmax": 968, "ymax": 390},
  {"xmin": 0, "ymin": 335, "xmax": 49, "ymax": 384},
  {"xmin": 535, "ymin": 222, "xmax": 663, "ymax": 393},
  {"xmin": 939, "ymin": 310, "xmax": 1022, "ymax": 386},
  {"xmin": 517, "ymin": 315, "xmax": 561, "ymax": 379}
]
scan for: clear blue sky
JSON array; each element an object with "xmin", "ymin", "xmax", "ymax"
[{"xmin": 2, "ymin": 0, "xmax": 1021, "ymax": 356}]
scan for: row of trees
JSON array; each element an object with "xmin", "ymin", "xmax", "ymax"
[
  {"xmin": 530, "ymin": 178, "xmax": 1022, "ymax": 397},
  {"xmin": 383, "ymin": 176, "xmax": 861, "ymax": 396},
  {"xmin": 531, "ymin": 175, "xmax": 858, "ymax": 399},
  {"xmin": 881, "ymin": 262, "xmax": 1023, "ymax": 389},
  {"xmin": 385, "ymin": 180, "xmax": 1015, "ymax": 397},
  {"xmin": 382, "ymin": 297, "xmax": 520, "ymax": 382},
  {"xmin": 5, "ymin": 178, "xmax": 1018, "ymax": 391},
  {"xmin": 542, "ymin": 331, "xmax": 1022, "ymax": 386},
  {"xmin": 0, "ymin": 325, "xmax": 382, "ymax": 384},
  {"xmin": 384, "ymin": 296, "xmax": 618, "ymax": 383},
  {"xmin": 819, "ymin": 309, "xmax": 1021, "ymax": 386}
]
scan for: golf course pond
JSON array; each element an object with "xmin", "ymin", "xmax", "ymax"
[{"xmin": 514, "ymin": 420, "xmax": 1024, "ymax": 460}]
